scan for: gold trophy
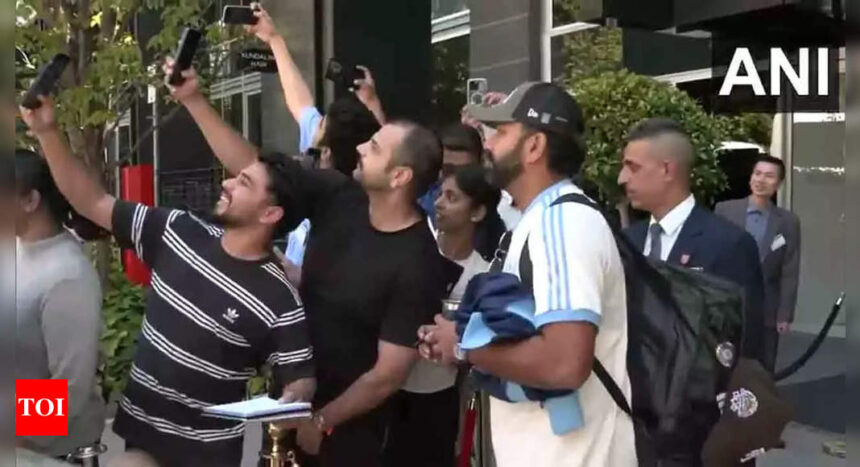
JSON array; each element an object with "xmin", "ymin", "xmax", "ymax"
[{"xmin": 259, "ymin": 421, "xmax": 301, "ymax": 467}]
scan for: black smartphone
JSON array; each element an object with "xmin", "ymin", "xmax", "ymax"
[
  {"xmin": 324, "ymin": 58, "xmax": 363, "ymax": 90},
  {"xmin": 21, "ymin": 53, "xmax": 70, "ymax": 109},
  {"xmin": 222, "ymin": 5, "xmax": 258, "ymax": 25},
  {"xmin": 168, "ymin": 28, "xmax": 202, "ymax": 86}
]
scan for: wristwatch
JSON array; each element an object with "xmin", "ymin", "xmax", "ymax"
[{"xmin": 453, "ymin": 343, "xmax": 467, "ymax": 363}]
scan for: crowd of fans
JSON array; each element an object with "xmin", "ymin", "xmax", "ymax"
[{"xmin": 14, "ymin": 3, "xmax": 801, "ymax": 467}]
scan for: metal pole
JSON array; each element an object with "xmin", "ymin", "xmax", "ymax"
[{"xmin": 152, "ymin": 87, "xmax": 160, "ymax": 206}]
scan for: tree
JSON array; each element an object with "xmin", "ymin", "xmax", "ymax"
[
  {"xmin": 561, "ymin": 25, "xmax": 622, "ymax": 83},
  {"xmin": 15, "ymin": 0, "xmax": 241, "ymax": 284},
  {"xmin": 716, "ymin": 113, "xmax": 773, "ymax": 148},
  {"xmin": 430, "ymin": 34, "xmax": 469, "ymax": 126},
  {"xmin": 550, "ymin": 0, "xmax": 623, "ymax": 84}
]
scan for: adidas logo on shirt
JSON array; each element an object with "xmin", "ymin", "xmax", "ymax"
[{"xmin": 223, "ymin": 307, "xmax": 239, "ymax": 324}]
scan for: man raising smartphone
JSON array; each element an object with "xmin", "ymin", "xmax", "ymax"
[
  {"xmin": 20, "ymin": 96, "xmax": 315, "ymax": 467},
  {"xmin": 164, "ymin": 60, "xmax": 451, "ymax": 467}
]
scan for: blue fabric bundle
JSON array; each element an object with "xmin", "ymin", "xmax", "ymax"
[{"xmin": 455, "ymin": 272, "xmax": 584, "ymax": 435}]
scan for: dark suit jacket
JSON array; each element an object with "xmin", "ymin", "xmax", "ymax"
[
  {"xmin": 624, "ymin": 204, "xmax": 766, "ymax": 361},
  {"xmin": 715, "ymin": 197, "xmax": 801, "ymax": 326}
]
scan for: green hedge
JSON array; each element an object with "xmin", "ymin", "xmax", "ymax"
[{"xmin": 98, "ymin": 249, "xmax": 145, "ymax": 401}]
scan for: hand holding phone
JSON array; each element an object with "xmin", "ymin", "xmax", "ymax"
[
  {"xmin": 222, "ymin": 5, "xmax": 259, "ymax": 25},
  {"xmin": 21, "ymin": 54, "xmax": 70, "ymax": 109},
  {"xmin": 168, "ymin": 28, "xmax": 202, "ymax": 86},
  {"xmin": 325, "ymin": 59, "xmax": 363, "ymax": 90}
]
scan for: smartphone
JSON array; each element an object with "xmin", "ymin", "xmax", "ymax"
[
  {"xmin": 325, "ymin": 58, "xmax": 363, "ymax": 90},
  {"xmin": 222, "ymin": 5, "xmax": 258, "ymax": 25},
  {"xmin": 168, "ymin": 28, "xmax": 202, "ymax": 86},
  {"xmin": 21, "ymin": 53, "xmax": 70, "ymax": 109},
  {"xmin": 467, "ymin": 78, "xmax": 488, "ymax": 106}
]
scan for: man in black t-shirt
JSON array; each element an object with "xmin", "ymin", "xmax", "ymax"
[
  {"xmin": 167, "ymin": 62, "xmax": 450, "ymax": 466},
  {"xmin": 20, "ymin": 96, "xmax": 315, "ymax": 467}
]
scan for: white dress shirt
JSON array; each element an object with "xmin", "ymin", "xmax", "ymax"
[
  {"xmin": 497, "ymin": 190, "xmax": 522, "ymax": 230},
  {"xmin": 643, "ymin": 194, "xmax": 696, "ymax": 261}
]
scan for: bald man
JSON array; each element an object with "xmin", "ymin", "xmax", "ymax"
[{"xmin": 617, "ymin": 118, "xmax": 765, "ymax": 465}]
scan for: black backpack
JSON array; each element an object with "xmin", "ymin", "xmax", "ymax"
[{"xmin": 501, "ymin": 193, "xmax": 744, "ymax": 466}]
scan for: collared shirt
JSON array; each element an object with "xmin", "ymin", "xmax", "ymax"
[
  {"xmin": 491, "ymin": 179, "xmax": 636, "ymax": 467},
  {"xmin": 644, "ymin": 194, "xmax": 696, "ymax": 261},
  {"xmin": 745, "ymin": 197, "xmax": 771, "ymax": 250}
]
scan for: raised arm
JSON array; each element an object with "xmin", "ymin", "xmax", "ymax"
[
  {"xmin": 19, "ymin": 96, "xmax": 115, "ymax": 230},
  {"xmin": 354, "ymin": 66, "xmax": 386, "ymax": 125},
  {"xmin": 248, "ymin": 4, "xmax": 314, "ymax": 123},
  {"xmin": 163, "ymin": 60, "xmax": 258, "ymax": 175}
]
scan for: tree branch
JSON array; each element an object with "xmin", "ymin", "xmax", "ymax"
[{"xmin": 108, "ymin": 104, "xmax": 182, "ymax": 169}]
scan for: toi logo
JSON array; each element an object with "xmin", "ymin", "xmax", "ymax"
[{"xmin": 16, "ymin": 379, "xmax": 68, "ymax": 436}]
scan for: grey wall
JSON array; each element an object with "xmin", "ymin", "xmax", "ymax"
[
  {"xmin": 261, "ymin": 0, "xmax": 318, "ymax": 155},
  {"xmin": 467, "ymin": 0, "xmax": 541, "ymax": 93},
  {"xmin": 790, "ymin": 121, "xmax": 846, "ymax": 333}
]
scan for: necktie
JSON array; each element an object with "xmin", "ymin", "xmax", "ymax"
[{"xmin": 648, "ymin": 223, "xmax": 663, "ymax": 260}]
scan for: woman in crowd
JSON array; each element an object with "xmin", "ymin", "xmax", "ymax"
[{"xmin": 385, "ymin": 164, "xmax": 505, "ymax": 467}]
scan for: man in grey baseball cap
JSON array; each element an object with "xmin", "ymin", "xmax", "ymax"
[
  {"xmin": 419, "ymin": 81, "xmax": 636, "ymax": 466},
  {"xmin": 467, "ymin": 81, "xmax": 586, "ymax": 190}
]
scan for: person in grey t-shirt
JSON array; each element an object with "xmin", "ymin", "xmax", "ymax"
[{"xmin": 14, "ymin": 149, "xmax": 105, "ymax": 458}]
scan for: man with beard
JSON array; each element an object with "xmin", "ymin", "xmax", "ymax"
[
  {"xmin": 165, "ymin": 63, "xmax": 449, "ymax": 465},
  {"xmin": 419, "ymin": 82, "xmax": 636, "ymax": 467},
  {"xmin": 20, "ymin": 96, "xmax": 315, "ymax": 467}
]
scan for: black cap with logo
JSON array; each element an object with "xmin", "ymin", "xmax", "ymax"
[{"xmin": 466, "ymin": 81, "xmax": 585, "ymax": 137}]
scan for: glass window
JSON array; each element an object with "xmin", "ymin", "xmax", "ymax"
[
  {"xmin": 550, "ymin": 25, "xmax": 622, "ymax": 86},
  {"xmin": 553, "ymin": 0, "xmax": 580, "ymax": 27},
  {"xmin": 219, "ymin": 94, "xmax": 245, "ymax": 133},
  {"xmin": 231, "ymin": 93, "xmax": 244, "ymax": 132},
  {"xmin": 118, "ymin": 125, "xmax": 132, "ymax": 155},
  {"xmin": 432, "ymin": 0, "xmax": 468, "ymax": 20},
  {"xmin": 247, "ymin": 92, "xmax": 262, "ymax": 147},
  {"xmin": 430, "ymin": 34, "xmax": 470, "ymax": 126}
]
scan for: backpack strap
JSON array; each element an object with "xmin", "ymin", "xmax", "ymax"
[
  {"xmin": 593, "ymin": 359, "xmax": 633, "ymax": 416},
  {"xmin": 519, "ymin": 192, "xmax": 634, "ymax": 418},
  {"xmin": 489, "ymin": 231, "xmax": 513, "ymax": 273}
]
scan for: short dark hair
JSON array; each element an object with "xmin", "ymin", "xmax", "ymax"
[
  {"xmin": 439, "ymin": 123, "xmax": 483, "ymax": 163},
  {"xmin": 321, "ymin": 96, "xmax": 381, "ymax": 176},
  {"xmin": 391, "ymin": 121, "xmax": 443, "ymax": 197},
  {"xmin": 257, "ymin": 152, "xmax": 304, "ymax": 238},
  {"xmin": 624, "ymin": 117, "xmax": 689, "ymax": 145},
  {"xmin": 524, "ymin": 126, "xmax": 586, "ymax": 178},
  {"xmin": 754, "ymin": 154, "xmax": 786, "ymax": 180},
  {"xmin": 623, "ymin": 117, "xmax": 693, "ymax": 169},
  {"xmin": 14, "ymin": 148, "xmax": 71, "ymax": 224}
]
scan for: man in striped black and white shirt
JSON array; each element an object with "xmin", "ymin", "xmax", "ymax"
[{"xmin": 21, "ymin": 95, "xmax": 315, "ymax": 467}]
